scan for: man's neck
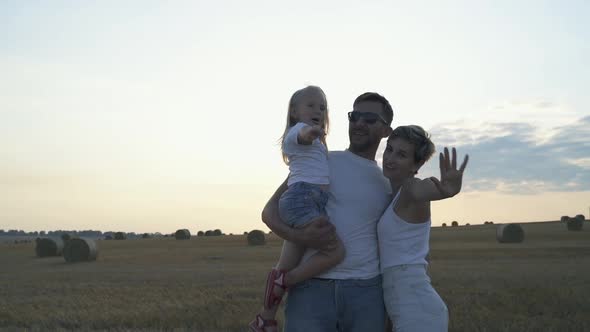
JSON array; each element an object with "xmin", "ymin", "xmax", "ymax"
[{"xmin": 347, "ymin": 145, "xmax": 377, "ymax": 161}]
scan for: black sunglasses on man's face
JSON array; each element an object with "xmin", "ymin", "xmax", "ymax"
[{"xmin": 348, "ymin": 111, "xmax": 387, "ymax": 125}]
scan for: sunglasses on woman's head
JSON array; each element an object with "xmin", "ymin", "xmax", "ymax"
[{"xmin": 348, "ymin": 111, "xmax": 387, "ymax": 125}]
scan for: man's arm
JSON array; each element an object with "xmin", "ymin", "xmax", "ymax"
[{"xmin": 262, "ymin": 178, "xmax": 336, "ymax": 250}]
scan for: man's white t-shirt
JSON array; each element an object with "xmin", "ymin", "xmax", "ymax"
[{"xmin": 300, "ymin": 150, "xmax": 392, "ymax": 280}]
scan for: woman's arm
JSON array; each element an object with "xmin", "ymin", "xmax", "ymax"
[
  {"xmin": 404, "ymin": 147, "xmax": 469, "ymax": 203},
  {"xmin": 262, "ymin": 179, "xmax": 336, "ymax": 250}
]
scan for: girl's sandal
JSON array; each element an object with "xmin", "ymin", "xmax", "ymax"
[
  {"xmin": 263, "ymin": 268, "xmax": 288, "ymax": 309},
  {"xmin": 248, "ymin": 314, "xmax": 278, "ymax": 332}
]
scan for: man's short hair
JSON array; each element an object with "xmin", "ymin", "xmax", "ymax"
[{"xmin": 353, "ymin": 92, "xmax": 394, "ymax": 125}]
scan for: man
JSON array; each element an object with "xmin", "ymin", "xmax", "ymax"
[{"xmin": 262, "ymin": 92, "xmax": 394, "ymax": 331}]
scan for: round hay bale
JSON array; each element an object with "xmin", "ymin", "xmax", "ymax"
[
  {"xmin": 205, "ymin": 230, "xmax": 213, "ymax": 236},
  {"xmin": 561, "ymin": 216, "xmax": 570, "ymax": 223},
  {"xmin": 567, "ymin": 217, "xmax": 584, "ymax": 231},
  {"xmin": 496, "ymin": 224, "xmax": 525, "ymax": 243},
  {"xmin": 64, "ymin": 237, "xmax": 98, "ymax": 263},
  {"xmin": 197, "ymin": 231, "xmax": 204, "ymax": 236},
  {"xmin": 247, "ymin": 230, "xmax": 266, "ymax": 246},
  {"xmin": 575, "ymin": 214, "xmax": 585, "ymax": 221},
  {"xmin": 61, "ymin": 233, "xmax": 71, "ymax": 242},
  {"xmin": 114, "ymin": 232, "xmax": 126, "ymax": 240},
  {"xmin": 213, "ymin": 229, "xmax": 222, "ymax": 236},
  {"xmin": 451, "ymin": 221, "xmax": 458, "ymax": 227},
  {"xmin": 142, "ymin": 233, "xmax": 150, "ymax": 239},
  {"xmin": 442, "ymin": 223, "xmax": 447, "ymax": 227},
  {"xmin": 243, "ymin": 231, "xmax": 248, "ymax": 235},
  {"xmin": 35, "ymin": 237, "xmax": 64, "ymax": 257},
  {"xmin": 175, "ymin": 229, "xmax": 191, "ymax": 240}
]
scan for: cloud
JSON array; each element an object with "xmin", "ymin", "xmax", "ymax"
[{"xmin": 378, "ymin": 115, "xmax": 590, "ymax": 195}]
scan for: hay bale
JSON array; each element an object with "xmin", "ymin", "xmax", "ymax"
[
  {"xmin": 175, "ymin": 229, "xmax": 191, "ymax": 240},
  {"xmin": 35, "ymin": 237, "xmax": 64, "ymax": 257},
  {"xmin": 213, "ymin": 229, "xmax": 222, "ymax": 236},
  {"xmin": 64, "ymin": 237, "xmax": 98, "ymax": 263},
  {"xmin": 567, "ymin": 217, "xmax": 584, "ymax": 231},
  {"xmin": 114, "ymin": 232, "xmax": 126, "ymax": 240},
  {"xmin": 575, "ymin": 214, "xmax": 585, "ymax": 221},
  {"xmin": 61, "ymin": 233, "xmax": 71, "ymax": 242},
  {"xmin": 205, "ymin": 230, "xmax": 213, "ymax": 236},
  {"xmin": 247, "ymin": 230, "xmax": 266, "ymax": 246},
  {"xmin": 197, "ymin": 231, "xmax": 204, "ymax": 236},
  {"xmin": 451, "ymin": 221, "xmax": 458, "ymax": 227},
  {"xmin": 442, "ymin": 223, "xmax": 447, "ymax": 227},
  {"xmin": 561, "ymin": 216, "xmax": 570, "ymax": 223},
  {"xmin": 496, "ymin": 224, "xmax": 525, "ymax": 243}
]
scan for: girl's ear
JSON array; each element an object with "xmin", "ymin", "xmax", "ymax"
[{"xmin": 289, "ymin": 106, "xmax": 298, "ymax": 118}]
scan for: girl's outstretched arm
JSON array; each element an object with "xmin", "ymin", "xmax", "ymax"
[
  {"xmin": 262, "ymin": 178, "xmax": 336, "ymax": 250},
  {"xmin": 297, "ymin": 125, "xmax": 325, "ymax": 145},
  {"xmin": 405, "ymin": 147, "xmax": 469, "ymax": 203}
]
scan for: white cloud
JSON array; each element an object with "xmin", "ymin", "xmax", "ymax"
[
  {"xmin": 379, "ymin": 110, "xmax": 590, "ymax": 195},
  {"xmin": 565, "ymin": 158, "xmax": 590, "ymax": 169}
]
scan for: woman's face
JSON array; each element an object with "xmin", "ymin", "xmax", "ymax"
[{"xmin": 382, "ymin": 137, "xmax": 419, "ymax": 181}]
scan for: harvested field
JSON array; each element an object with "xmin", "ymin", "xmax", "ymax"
[{"xmin": 1, "ymin": 221, "xmax": 589, "ymax": 331}]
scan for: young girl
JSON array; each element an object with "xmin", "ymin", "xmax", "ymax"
[
  {"xmin": 378, "ymin": 125, "xmax": 468, "ymax": 332},
  {"xmin": 249, "ymin": 86, "xmax": 345, "ymax": 332}
]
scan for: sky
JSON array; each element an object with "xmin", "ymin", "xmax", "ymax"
[{"xmin": 1, "ymin": 1, "xmax": 589, "ymax": 234}]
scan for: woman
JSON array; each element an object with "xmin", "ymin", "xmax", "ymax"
[{"xmin": 378, "ymin": 125, "xmax": 468, "ymax": 332}]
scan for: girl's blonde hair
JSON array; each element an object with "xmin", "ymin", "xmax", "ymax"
[{"xmin": 280, "ymin": 86, "xmax": 330, "ymax": 164}]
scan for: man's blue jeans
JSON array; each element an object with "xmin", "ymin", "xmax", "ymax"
[{"xmin": 284, "ymin": 275, "xmax": 386, "ymax": 332}]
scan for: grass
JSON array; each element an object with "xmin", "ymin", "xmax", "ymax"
[{"xmin": 1, "ymin": 221, "xmax": 589, "ymax": 331}]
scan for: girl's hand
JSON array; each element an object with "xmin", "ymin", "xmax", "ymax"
[
  {"xmin": 298, "ymin": 125, "xmax": 325, "ymax": 145},
  {"xmin": 309, "ymin": 125, "xmax": 325, "ymax": 138},
  {"xmin": 430, "ymin": 147, "xmax": 469, "ymax": 198}
]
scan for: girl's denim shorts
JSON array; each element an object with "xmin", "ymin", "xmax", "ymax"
[{"xmin": 278, "ymin": 181, "xmax": 329, "ymax": 228}]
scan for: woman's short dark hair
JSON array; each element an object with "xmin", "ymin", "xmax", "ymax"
[{"xmin": 389, "ymin": 125, "xmax": 435, "ymax": 164}]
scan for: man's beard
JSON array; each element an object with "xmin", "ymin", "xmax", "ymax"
[{"xmin": 349, "ymin": 136, "xmax": 375, "ymax": 153}]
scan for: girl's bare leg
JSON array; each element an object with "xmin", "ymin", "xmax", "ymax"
[
  {"xmin": 283, "ymin": 231, "xmax": 345, "ymax": 286},
  {"xmin": 258, "ymin": 240, "xmax": 305, "ymax": 323},
  {"xmin": 257, "ymin": 221, "xmax": 345, "ymax": 330}
]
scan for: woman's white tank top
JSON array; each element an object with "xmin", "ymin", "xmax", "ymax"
[{"xmin": 377, "ymin": 188, "xmax": 431, "ymax": 272}]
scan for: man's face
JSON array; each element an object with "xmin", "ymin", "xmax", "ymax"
[{"xmin": 348, "ymin": 101, "xmax": 390, "ymax": 153}]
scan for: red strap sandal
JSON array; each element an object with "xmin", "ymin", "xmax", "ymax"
[
  {"xmin": 263, "ymin": 268, "xmax": 288, "ymax": 309},
  {"xmin": 248, "ymin": 314, "xmax": 278, "ymax": 332}
]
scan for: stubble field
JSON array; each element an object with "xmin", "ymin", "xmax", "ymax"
[{"xmin": 1, "ymin": 221, "xmax": 589, "ymax": 332}]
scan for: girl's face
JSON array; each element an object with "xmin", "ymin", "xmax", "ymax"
[
  {"xmin": 382, "ymin": 137, "xmax": 420, "ymax": 181},
  {"xmin": 291, "ymin": 88, "xmax": 327, "ymax": 127}
]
